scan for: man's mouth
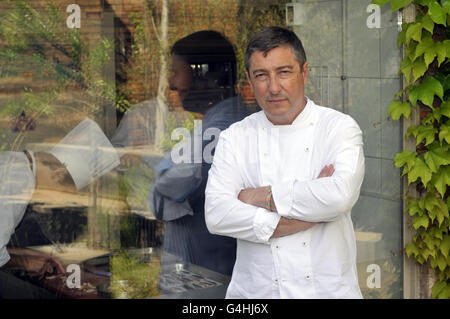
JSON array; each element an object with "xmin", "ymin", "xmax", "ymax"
[{"xmin": 266, "ymin": 97, "xmax": 288, "ymax": 103}]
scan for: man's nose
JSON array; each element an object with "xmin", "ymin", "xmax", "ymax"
[{"xmin": 268, "ymin": 75, "xmax": 281, "ymax": 95}]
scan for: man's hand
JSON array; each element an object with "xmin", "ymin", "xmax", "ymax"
[
  {"xmin": 317, "ymin": 164, "xmax": 335, "ymax": 178},
  {"xmin": 238, "ymin": 185, "xmax": 270, "ymax": 208},
  {"xmin": 5, "ymin": 248, "xmax": 65, "ymax": 280},
  {"xmin": 237, "ymin": 164, "xmax": 335, "ymax": 209},
  {"xmin": 22, "ymin": 255, "xmax": 65, "ymax": 280},
  {"xmin": 271, "ymin": 217, "xmax": 316, "ymax": 238}
]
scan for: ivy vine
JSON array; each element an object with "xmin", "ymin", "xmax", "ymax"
[{"xmin": 372, "ymin": 0, "xmax": 450, "ymax": 299}]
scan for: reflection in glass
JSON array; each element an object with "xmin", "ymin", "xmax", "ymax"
[{"xmin": 0, "ymin": 0, "xmax": 404, "ymax": 299}]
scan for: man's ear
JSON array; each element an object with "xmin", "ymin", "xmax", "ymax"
[
  {"xmin": 301, "ymin": 61, "xmax": 309, "ymax": 84},
  {"xmin": 245, "ymin": 71, "xmax": 254, "ymax": 93}
]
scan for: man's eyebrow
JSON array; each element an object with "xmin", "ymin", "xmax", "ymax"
[
  {"xmin": 251, "ymin": 65, "xmax": 295, "ymax": 75},
  {"xmin": 251, "ymin": 68, "xmax": 268, "ymax": 75},
  {"xmin": 276, "ymin": 65, "xmax": 294, "ymax": 71}
]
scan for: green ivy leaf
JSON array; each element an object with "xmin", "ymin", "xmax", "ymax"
[
  {"xmin": 423, "ymin": 191, "xmax": 440, "ymax": 211},
  {"xmin": 417, "ymin": 0, "xmax": 433, "ymax": 6},
  {"xmin": 424, "ymin": 192, "xmax": 449, "ymax": 226},
  {"xmin": 400, "ymin": 56, "xmax": 413, "ymax": 82},
  {"xmin": 414, "ymin": 35, "xmax": 434, "ymax": 61},
  {"xmin": 412, "ymin": 57, "xmax": 428, "ymax": 81},
  {"xmin": 394, "ymin": 89, "xmax": 404, "ymax": 100},
  {"xmin": 443, "ymin": 39, "xmax": 450, "ymax": 59},
  {"xmin": 407, "ymin": 198, "xmax": 423, "ymax": 216},
  {"xmin": 437, "ymin": 206, "xmax": 450, "ymax": 226},
  {"xmin": 402, "ymin": 166, "xmax": 410, "ymax": 177},
  {"xmin": 407, "ymin": 41, "xmax": 419, "ymax": 62},
  {"xmin": 407, "ymin": 124, "xmax": 420, "ymax": 138},
  {"xmin": 423, "ymin": 246, "xmax": 437, "ymax": 261},
  {"xmin": 430, "ymin": 226, "xmax": 444, "ymax": 240},
  {"xmin": 434, "ymin": 41, "xmax": 447, "ymax": 66},
  {"xmin": 439, "ymin": 124, "xmax": 450, "ymax": 144},
  {"xmin": 409, "ymin": 76, "xmax": 444, "ymax": 107},
  {"xmin": 424, "ymin": 232, "xmax": 440, "ymax": 249},
  {"xmin": 405, "ymin": 241, "xmax": 419, "ymax": 258},
  {"xmin": 428, "ymin": 1, "xmax": 447, "ymax": 26},
  {"xmin": 443, "ymin": 0, "xmax": 450, "ymax": 14},
  {"xmin": 394, "ymin": 149, "xmax": 417, "ymax": 169},
  {"xmin": 420, "ymin": 13, "xmax": 435, "ymax": 34},
  {"xmin": 405, "ymin": 22, "xmax": 423, "ymax": 44},
  {"xmin": 431, "ymin": 109, "xmax": 442, "ymax": 122},
  {"xmin": 441, "ymin": 235, "xmax": 450, "ymax": 258},
  {"xmin": 439, "ymin": 101, "xmax": 450, "ymax": 119},
  {"xmin": 387, "ymin": 100, "xmax": 412, "ymax": 120},
  {"xmin": 424, "ymin": 144, "xmax": 450, "ymax": 172},
  {"xmin": 416, "ymin": 125, "xmax": 438, "ymax": 146},
  {"xmin": 398, "ymin": 25, "xmax": 407, "ymax": 47},
  {"xmin": 432, "ymin": 280, "xmax": 449, "ymax": 299},
  {"xmin": 423, "ymin": 112, "xmax": 437, "ymax": 125},
  {"xmin": 435, "ymin": 254, "xmax": 448, "ymax": 271},
  {"xmin": 417, "ymin": 0, "xmax": 433, "ymax": 5},
  {"xmin": 430, "ymin": 166, "xmax": 450, "ymax": 198},
  {"xmin": 416, "ymin": 254, "xmax": 426, "ymax": 264},
  {"xmin": 391, "ymin": 0, "xmax": 413, "ymax": 11},
  {"xmin": 408, "ymin": 157, "xmax": 433, "ymax": 186},
  {"xmin": 438, "ymin": 284, "xmax": 450, "ymax": 299}
]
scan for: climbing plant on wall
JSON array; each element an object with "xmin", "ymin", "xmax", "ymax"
[{"xmin": 372, "ymin": 0, "xmax": 450, "ymax": 299}]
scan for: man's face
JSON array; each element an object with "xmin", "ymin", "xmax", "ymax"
[
  {"xmin": 169, "ymin": 55, "xmax": 193, "ymax": 103},
  {"xmin": 246, "ymin": 45, "xmax": 308, "ymax": 125}
]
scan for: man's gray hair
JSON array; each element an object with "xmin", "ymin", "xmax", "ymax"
[{"xmin": 245, "ymin": 26, "xmax": 307, "ymax": 72}]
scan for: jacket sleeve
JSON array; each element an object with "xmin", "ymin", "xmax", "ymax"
[
  {"xmin": 205, "ymin": 130, "xmax": 280, "ymax": 244},
  {"xmin": 271, "ymin": 116, "xmax": 365, "ymax": 222},
  {"xmin": 153, "ymin": 152, "xmax": 203, "ymax": 202},
  {"xmin": 0, "ymin": 152, "xmax": 35, "ymax": 267}
]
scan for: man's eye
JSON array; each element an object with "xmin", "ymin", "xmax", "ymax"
[
  {"xmin": 280, "ymin": 70, "xmax": 292, "ymax": 76},
  {"xmin": 254, "ymin": 73, "xmax": 267, "ymax": 79}
]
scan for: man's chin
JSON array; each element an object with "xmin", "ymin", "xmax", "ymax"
[
  {"xmin": 264, "ymin": 109, "xmax": 298, "ymax": 125},
  {"xmin": 264, "ymin": 107, "xmax": 291, "ymax": 118}
]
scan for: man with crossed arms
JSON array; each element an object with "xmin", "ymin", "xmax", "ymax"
[{"xmin": 205, "ymin": 27, "xmax": 365, "ymax": 298}]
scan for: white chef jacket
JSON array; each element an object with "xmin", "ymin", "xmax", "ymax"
[
  {"xmin": 205, "ymin": 98, "xmax": 365, "ymax": 298},
  {"xmin": 0, "ymin": 151, "xmax": 36, "ymax": 267}
]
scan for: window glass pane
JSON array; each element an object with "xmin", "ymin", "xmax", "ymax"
[{"xmin": 0, "ymin": 0, "xmax": 403, "ymax": 299}]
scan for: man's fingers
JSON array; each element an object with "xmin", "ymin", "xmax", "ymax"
[
  {"xmin": 327, "ymin": 164, "xmax": 335, "ymax": 176},
  {"xmin": 318, "ymin": 164, "xmax": 335, "ymax": 178},
  {"xmin": 54, "ymin": 259, "xmax": 65, "ymax": 274}
]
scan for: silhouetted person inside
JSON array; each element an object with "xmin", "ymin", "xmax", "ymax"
[{"xmin": 152, "ymin": 31, "xmax": 252, "ymax": 278}]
